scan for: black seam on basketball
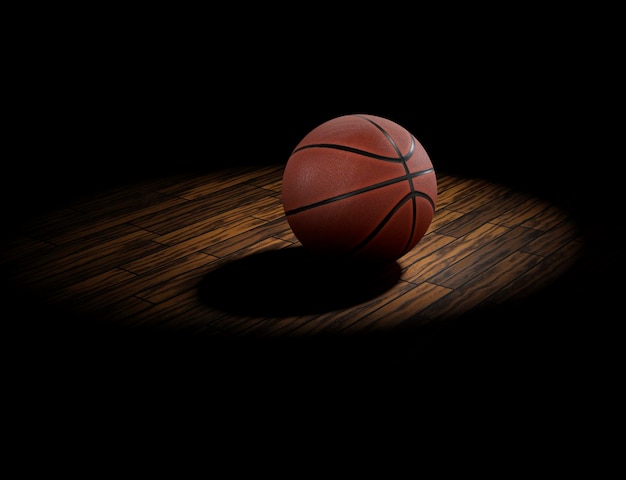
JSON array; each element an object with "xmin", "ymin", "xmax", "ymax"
[
  {"xmin": 404, "ymin": 196, "xmax": 418, "ymax": 255},
  {"xmin": 284, "ymin": 169, "xmax": 435, "ymax": 216},
  {"xmin": 357, "ymin": 115, "xmax": 419, "ymax": 256},
  {"xmin": 291, "ymin": 142, "xmax": 414, "ymax": 163},
  {"xmin": 347, "ymin": 191, "xmax": 433, "ymax": 257},
  {"xmin": 286, "ymin": 115, "xmax": 436, "ymax": 260}
]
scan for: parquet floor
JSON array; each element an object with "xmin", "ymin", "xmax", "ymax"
[
  {"xmin": 2, "ymin": 163, "xmax": 585, "ymax": 343},
  {"xmin": 5, "ymin": 159, "xmax": 621, "ymax": 441}
]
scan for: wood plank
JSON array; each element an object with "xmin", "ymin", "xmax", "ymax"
[
  {"xmin": 435, "ymin": 176, "xmax": 492, "ymax": 209},
  {"xmin": 154, "ymin": 166, "xmax": 259, "ymax": 197},
  {"xmin": 250, "ymin": 217, "xmax": 299, "ymax": 244},
  {"xmin": 154, "ymin": 216, "xmax": 268, "ymax": 249},
  {"xmin": 135, "ymin": 260, "xmax": 223, "ymax": 304},
  {"xmin": 415, "ymin": 250, "xmax": 546, "ymax": 322},
  {"xmin": 201, "ymin": 218, "xmax": 296, "ymax": 258},
  {"xmin": 93, "ymin": 295, "xmax": 156, "ymax": 326},
  {"xmin": 12, "ymin": 235, "xmax": 166, "ymax": 289},
  {"xmin": 520, "ymin": 203, "xmax": 571, "ymax": 231},
  {"xmin": 45, "ymin": 222, "xmax": 157, "ymax": 251},
  {"xmin": 447, "ymin": 181, "xmax": 513, "ymax": 214},
  {"xmin": 24, "ymin": 182, "xmax": 192, "ymax": 243},
  {"xmin": 251, "ymin": 201, "xmax": 286, "ymax": 222},
  {"xmin": 22, "ymin": 196, "xmax": 188, "ymax": 246},
  {"xmin": 491, "ymin": 196, "xmax": 552, "ymax": 228},
  {"xmin": 244, "ymin": 164, "xmax": 285, "ymax": 189},
  {"xmin": 255, "ymin": 179, "xmax": 283, "ymax": 194},
  {"xmin": 176, "ymin": 165, "xmax": 280, "ymax": 200},
  {"xmin": 70, "ymin": 185, "xmax": 189, "ymax": 218},
  {"xmin": 196, "ymin": 308, "xmax": 271, "ymax": 335},
  {"xmin": 434, "ymin": 172, "xmax": 461, "ymax": 192},
  {"xmin": 122, "ymin": 246, "xmax": 219, "ymax": 275},
  {"xmin": 215, "ymin": 236, "xmax": 294, "ymax": 262},
  {"xmin": 521, "ymin": 221, "xmax": 582, "ymax": 257},
  {"xmin": 483, "ymin": 238, "xmax": 585, "ymax": 307},
  {"xmin": 0, "ymin": 234, "xmax": 57, "ymax": 265},
  {"xmin": 63, "ymin": 252, "xmax": 218, "ymax": 318},
  {"xmin": 403, "ymin": 223, "xmax": 510, "ymax": 284},
  {"xmin": 114, "ymin": 288, "xmax": 220, "ymax": 330},
  {"xmin": 399, "ymin": 231, "xmax": 458, "ymax": 271},
  {"xmin": 427, "ymin": 225, "xmax": 544, "ymax": 289},
  {"xmin": 428, "ymin": 208, "xmax": 465, "ymax": 232},
  {"xmin": 48, "ymin": 267, "xmax": 137, "ymax": 303},
  {"xmin": 151, "ymin": 196, "xmax": 276, "ymax": 245},
  {"xmin": 288, "ymin": 280, "xmax": 418, "ymax": 336},
  {"xmin": 437, "ymin": 190, "xmax": 535, "ymax": 238},
  {"xmin": 131, "ymin": 183, "xmax": 269, "ymax": 234},
  {"xmin": 338, "ymin": 281, "xmax": 453, "ymax": 334}
]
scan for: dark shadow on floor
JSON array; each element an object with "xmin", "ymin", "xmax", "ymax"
[{"xmin": 197, "ymin": 246, "xmax": 402, "ymax": 317}]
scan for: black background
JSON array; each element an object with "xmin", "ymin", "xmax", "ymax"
[
  {"xmin": 6, "ymin": 10, "xmax": 616, "ymax": 316},
  {"xmin": 7, "ymin": 7, "xmax": 614, "ymax": 214},
  {"xmin": 3, "ymin": 6, "xmax": 622, "ymax": 454}
]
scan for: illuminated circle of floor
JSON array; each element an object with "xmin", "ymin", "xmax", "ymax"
[{"xmin": 2, "ymin": 165, "xmax": 585, "ymax": 338}]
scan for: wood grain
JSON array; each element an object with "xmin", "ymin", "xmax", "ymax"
[{"xmin": 2, "ymin": 164, "xmax": 584, "ymax": 341}]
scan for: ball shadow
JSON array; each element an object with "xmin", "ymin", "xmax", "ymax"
[{"xmin": 197, "ymin": 247, "xmax": 401, "ymax": 317}]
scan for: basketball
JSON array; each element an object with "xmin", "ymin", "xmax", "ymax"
[{"xmin": 281, "ymin": 114, "xmax": 437, "ymax": 263}]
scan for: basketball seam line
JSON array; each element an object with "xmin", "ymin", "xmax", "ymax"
[
  {"xmin": 353, "ymin": 116, "xmax": 428, "ymax": 258},
  {"xmin": 347, "ymin": 191, "xmax": 433, "ymax": 258},
  {"xmin": 286, "ymin": 114, "xmax": 436, "ymax": 260},
  {"xmin": 291, "ymin": 143, "xmax": 413, "ymax": 163},
  {"xmin": 283, "ymin": 169, "xmax": 435, "ymax": 216}
]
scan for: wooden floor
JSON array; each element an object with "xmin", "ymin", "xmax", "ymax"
[
  {"xmin": 2, "ymin": 163, "xmax": 585, "ymax": 342},
  {"xmin": 4, "ymin": 160, "xmax": 622, "ymax": 433}
]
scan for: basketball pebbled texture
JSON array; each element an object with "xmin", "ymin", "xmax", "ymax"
[{"xmin": 281, "ymin": 114, "xmax": 437, "ymax": 263}]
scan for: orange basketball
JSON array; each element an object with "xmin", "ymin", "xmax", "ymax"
[{"xmin": 282, "ymin": 114, "xmax": 437, "ymax": 263}]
